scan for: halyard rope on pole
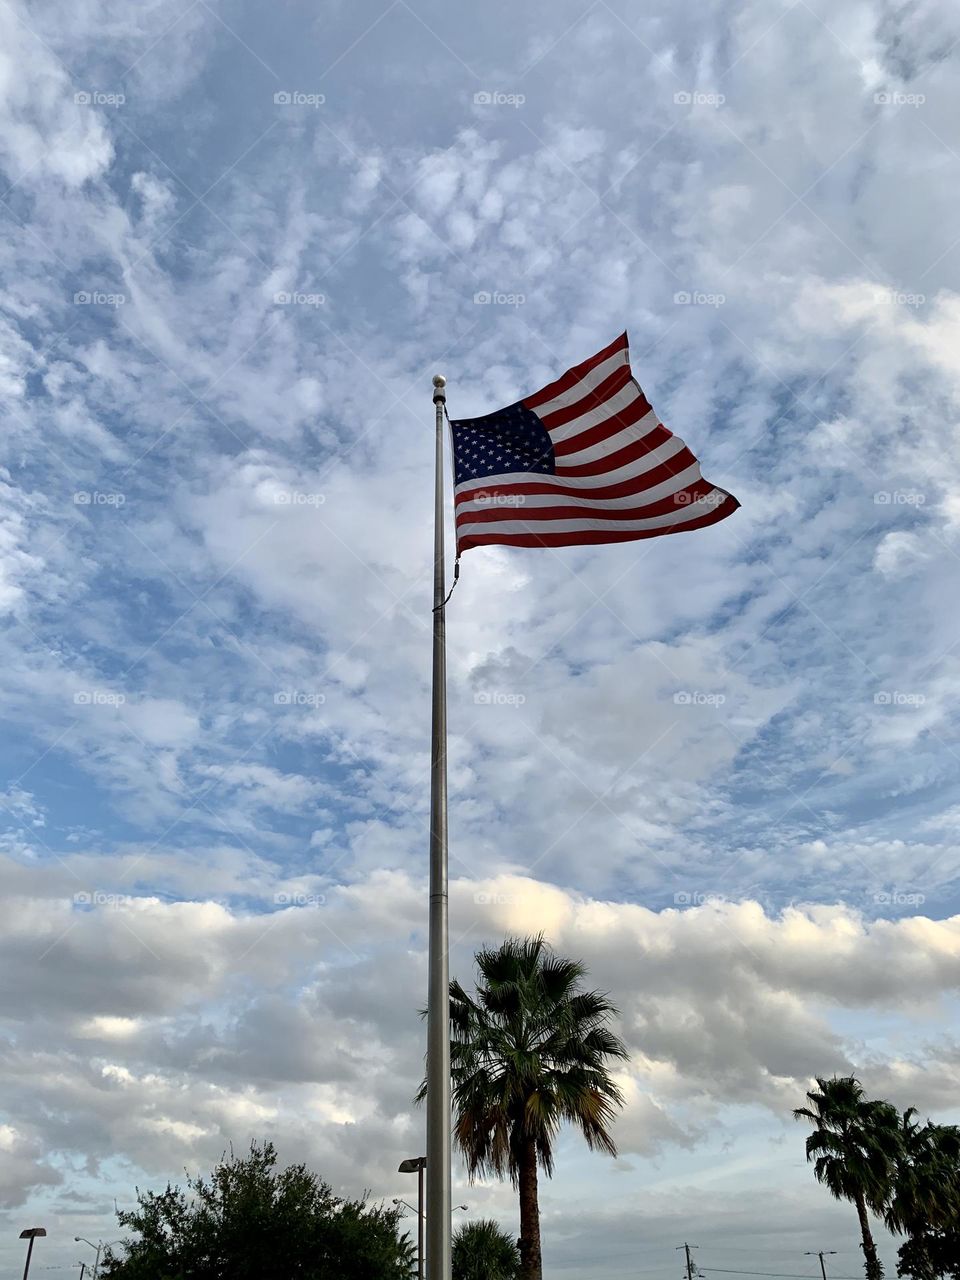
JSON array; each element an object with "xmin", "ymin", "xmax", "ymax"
[{"xmin": 435, "ymin": 559, "xmax": 460, "ymax": 610}]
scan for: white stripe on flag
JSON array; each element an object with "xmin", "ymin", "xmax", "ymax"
[
  {"xmin": 455, "ymin": 497, "xmax": 727, "ymax": 538},
  {"xmin": 546, "ymin": 382, "xmax": 648, "ymax": 444},
  {"xmin": 555, "ymin": 410, "xmax": 661, "ymax": 467},
  {"xmin": 455, "ymin": 463, "xmax": 704, "ymax": 516},
  {"xmin": 531, "ymin": 346, "xmax": 629, "ymax": 419},
  {"xmin": 453, "ymin": 435, "xmax": 689, "ymax": 499}
]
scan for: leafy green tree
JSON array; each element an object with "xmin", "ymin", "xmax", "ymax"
[
  {"xmin": 430, "ymin": 935, "xmax": 628, "ymax": 1280},
  {"xmin": 452, "ymin": 1218, "xmax": 520, "ymax": 1280},
  {"xmin": 887, "ymin": 1113, "xmax": 960, "ymax": 1233},
  {"xmin": 98, "ymin": 1140, "xmax": 415, "ymax": 1280},
  {"xmin": 890, "ymin": 1112, "xmax": 960, "ymax": 1280},
  {"xmin": 897, "ymin": 1229, "xmax": 960, "ymax": 1280},
  {"xmin": 794, "ymin": 1077, "xmax": 901, "ymax": 1280}
]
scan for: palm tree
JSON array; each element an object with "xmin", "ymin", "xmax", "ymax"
[
  {"xmin": 886, "ymin": 1112, "xmax": 954, "ymax": 1231},
  {"xmin": 437, "ymin": 935, "xmax": 628, "ymax": 1280},
  {"xmin": 452, "ymin": 1219, "xmax": 520, "ymax": 1280},
  {"xmin": 794, "ymin": 1076, "xmax": 901, "ymax": 1280}
]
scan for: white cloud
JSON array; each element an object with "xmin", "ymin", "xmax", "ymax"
[{"xmin": 1, "ymin": 0, "xmax": 960, "ymax": 1270}]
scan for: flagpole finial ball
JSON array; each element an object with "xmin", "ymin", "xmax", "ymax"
[{"xmin": 433, "ymin": 374, "xmax": 446, "ymax": 389}]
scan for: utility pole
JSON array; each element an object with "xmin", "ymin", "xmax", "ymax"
[
  {"xmin": 676, "ymin": 1242, "xmax": 699, "ymax": 1280},
  {"xmin": 805, "ymin": 1250, "xmax": 837, "ymax": 1280}
]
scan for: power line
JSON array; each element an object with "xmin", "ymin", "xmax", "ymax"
[
  {"xmin": 700, "ymin": 1270, "xmax": 861, "ymax": 1279},
  {"xmin": 537, "ymin": 1242, "xmax": 869, "ymax": 1276},
  {"xmin": 540, "ymin": 1252, "xmax": 863, "ymax": 1277}
]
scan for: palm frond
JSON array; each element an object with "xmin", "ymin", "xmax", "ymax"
[{"xmin": 447, "ymin": 936, "xmax": 627, "ymax": 1183}]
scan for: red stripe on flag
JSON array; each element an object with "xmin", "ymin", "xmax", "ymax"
[
  {"xmin": 456, "ymin": 495, "xmax": 740, "ymax": 551},
  {"xmin": 453, "ymin": 448, "xmax": 700, "ymax": 506},
  {"xmin": 550, "ymin": 388, "xmax": 653, "ymax": 457},
  {"xmin": 534, "ymin": 364, "xmax": 633, "ymax": 430},
  {"xmin": 523, "ymin": 332, "xmax": 628, "ymax": 411},
  {"xmin": 455, "ymin": 481, "xmax": 719, "ymax": 526},
  {"xmin": 556, "ymin": 425, "xmax": 680, "ymax": 477}
]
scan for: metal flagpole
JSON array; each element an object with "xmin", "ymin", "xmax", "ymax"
[{"xmin": 426, "ymin": 372, "xmax": 451, "ymax": 1280}]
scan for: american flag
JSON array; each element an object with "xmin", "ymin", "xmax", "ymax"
[{"xmin": 450, "ymin": 333, "xmax": 739, "ymax": 552}]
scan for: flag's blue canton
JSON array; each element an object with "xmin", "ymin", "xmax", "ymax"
[{"xmin": 450, "ymin": 401, "xmax": 556, "ymax": 486}]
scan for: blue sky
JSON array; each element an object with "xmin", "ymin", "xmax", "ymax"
[{"xmin": 2, "ymin": 0, "xmax": 960, "ymax": 1275}]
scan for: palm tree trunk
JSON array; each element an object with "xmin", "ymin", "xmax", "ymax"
[
  {"xmin": 854, "ymin": 1189, "xmax": 883, "ymax": 1280},
  {"xmin": 518, "ymin": 1137, "xmax": 542, "ymax": 1280}
]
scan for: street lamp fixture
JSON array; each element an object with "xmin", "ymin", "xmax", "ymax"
[
  {"xmin": 398, "ymin": 1156, "xmax": 427, "ymax": 1280},
  {"xmin": 20, "ymin": 1228, "xmax": 46, "ymax": 1280},
  {"xmin": 75, "ymin": 1235, "xmax": 99, "ymax": 1277},
  {"xmin": 75, "ymin": 1237, "xmax": 123, "ymax": 1280},
  {"xmin": 396, "ymin": 1157, "xmax": 466, "ymax": 1279}
]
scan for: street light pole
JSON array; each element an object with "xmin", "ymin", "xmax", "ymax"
[
  {"xmin": 399, "ymin": 1156, "xmax": 427, "ymax": 1280},
  {"xmin": 22, "ymin": 1235, "xmax": 36, "ymax": 1280},
  {"xmin": 418, "ymin": 1159, "xmax": 424, "ymax": 1280},
  {"xmin": 393, "ymin": 1181, "xmax": 469, "ymax": 1280},
  {"xmin": 75, "ymin": 1236, "xmax": 121, "ymax": 1279},
  {"xmin": 75, "ymin": 1238, "xmax": 100, "ymax": 1279},
  {"xmin": 19, "ymin": 1229, "xmax": 46, "ymax": 1280}
]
